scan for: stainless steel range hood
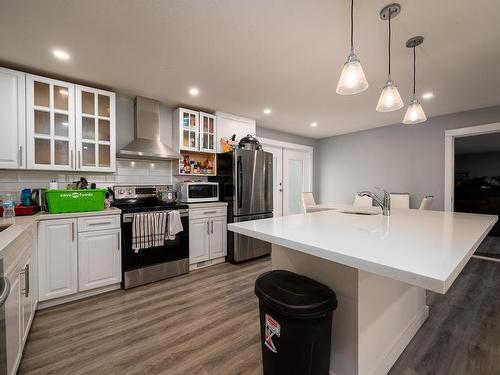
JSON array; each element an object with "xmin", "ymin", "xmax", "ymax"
[{"xmin": 117, "ymin": 96, "xmax": 182, "ymax": 160}]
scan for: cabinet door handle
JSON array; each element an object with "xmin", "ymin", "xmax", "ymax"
[
  {"xmin": 72, "ymin": 222, "xmax": 75, "ymax": 242},
  {"xmin": 78, "ymin": 151, "xmax": 81, "ymax": 169},
  {"xmin": 118, "ymin": 234, "xmax": 121, "ymax": 251},
  {"xmin": 204, "ymin": 211, "xmax": 217, "ymax": 215},
  {"xmin": 207, "ymin": 221, "xmax": 210, "ymax": 235},
  {"xmin": 88, "ymin": 221, "xmax": 112, "ymax": 226},
  {"xmin": 211, "ymin": 221, "xmax": 214, "ymax": 234},
  {"xmin": 25, "ymin": 264, "xmax": 29, "ymax": 297},
  {"xmin": 71, "ymin": 150, "xmax": 74, "ymax": 169},
  {"xmin": 19, "ymin": 146, "xmax": 23, "ymax": 167}
]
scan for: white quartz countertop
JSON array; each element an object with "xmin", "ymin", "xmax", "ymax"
[
  {"xmin": 228, "ymin": 209, "xmax": 498, "ymax": 293},
  {"xmin": 0, "ymin": 207, "xmax": 121, "ymax": 254}
]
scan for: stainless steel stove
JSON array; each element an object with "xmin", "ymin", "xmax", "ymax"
[{"xmin": 113, "ymin": 185, "xmax": 189, "ymax": 289}]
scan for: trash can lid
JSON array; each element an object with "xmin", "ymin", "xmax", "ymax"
[{"xmin": 255, "ymin": 270, "xmax": 337, "ymax": 318}]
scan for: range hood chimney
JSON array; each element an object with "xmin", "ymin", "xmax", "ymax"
[{"xmin": 117, "ymin": 96, "xmax": 182, "ymax": 160}]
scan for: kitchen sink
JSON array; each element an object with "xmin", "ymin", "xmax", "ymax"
[
  {"xmin": 339, "ymin": 211, "xmax": 379, "ymax": 216},
  {"xmin": 0, "ymin": 224, "xmax": 12, "ymax": 232}
]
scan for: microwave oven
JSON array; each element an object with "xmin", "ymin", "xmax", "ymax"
[{"xmin": 177, "ymin": 182, "xmax": 219, "ymax": 203}]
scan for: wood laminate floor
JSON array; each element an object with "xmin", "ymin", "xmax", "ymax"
[{"xmin": 19, "ymin": 256, "xmax": 500, "ymax": 375}]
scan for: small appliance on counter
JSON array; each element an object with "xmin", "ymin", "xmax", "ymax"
[{"xmin": 177, "ymin": 182, "xmax": 219, "ymax": 203}]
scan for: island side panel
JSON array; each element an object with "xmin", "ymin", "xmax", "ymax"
[
  {"xmin": 357, "ymin": 271, "xmax": 428, "ymax": 375},
  {"xmin": 272, "ymin": 244, "xmax": 359, "ymax": 375}
]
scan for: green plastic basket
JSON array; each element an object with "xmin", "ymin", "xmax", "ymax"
[{"xmin": 45, "ymin": 189, "xmax": 106, "ymax": 214}]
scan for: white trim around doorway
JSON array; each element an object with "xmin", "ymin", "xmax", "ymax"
[
  {"xmin": 259, "ymin": 137, "xmax": 314, "ymax": 190},
  {"xmin": 444, "ymin": 122, "xmax": 500, "ymax": 212}
]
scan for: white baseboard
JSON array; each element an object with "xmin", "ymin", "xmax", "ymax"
[
  {"xmin": 373, "ymin": 305, "xmax": 429, "ymax": 375},
  {"xmin": 37, "ymin": 283, "xmax": 121, "ymax": 309}
]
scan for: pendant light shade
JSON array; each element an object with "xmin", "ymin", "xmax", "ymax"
[
  {"xmin": 336, "ymin": 52, "xmax": 369, "ymax": 95},
  {"xmin": 336, "ymin": 0, "xmax": 368, "ymax": 95},
  {"xmin": 376, "ymin": 78, "xmax": 404, "ymax": 112},
  {"xmin": 376, "ymin": 3, "xmax": 402, "ymax": 112},
  {"xmin": 403, "ymin": 36, "xmax": 427, "ymax": 125},
  {"xmin": 403, "ymin": 96, "xmax": 427, "ymax": 124}
]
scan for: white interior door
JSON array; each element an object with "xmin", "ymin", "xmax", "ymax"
[
  {"xmin": 283, "ymin": 149, "xmax": 312, "ymax": 216},
  {"xmin": 263, "ymin": 145, "xmax": 283, "ymax": 217}
]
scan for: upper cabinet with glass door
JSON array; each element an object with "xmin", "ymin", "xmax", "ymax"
[
  {"xmin": 174, "ymin": 108, "xmax": 200, "ymax": 152},
  {"xmin": 26, "ymin": 75, "xmax": 75, "ymax": 170},
  {"xmin": 75, "ymin": 86, "xmax": 116, "ymax": 172},
  {"xmin": 173, "ymin": 108, "xmax": 216, "ymax": 153},
  {"xmin": 199, "ymin": 112, "xmax": 217, "ymax": 153}
]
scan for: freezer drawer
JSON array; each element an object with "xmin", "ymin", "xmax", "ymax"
[{"xmin": 232, "ymin": 213, "xmax": 272, "ymax": 262}]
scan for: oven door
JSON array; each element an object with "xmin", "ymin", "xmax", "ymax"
[{"xmin": 121, "ymin": 210, "xmax": 189, "ymax": 288}]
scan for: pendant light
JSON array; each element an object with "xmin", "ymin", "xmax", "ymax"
[
  {"xmin": 376, "ymin": 3, "xmax": 404, "ymax": 112},
  {"xmin": 336, "ymin": 0, "xmax": 368, "ymax": 95},
  {"xmin": 403, "ymin": 36, "xmax": 427, "ymax": 124}
]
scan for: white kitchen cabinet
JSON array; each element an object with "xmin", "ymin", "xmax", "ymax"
[
  {"xmin": 75, "ymin": 85, "xmax": 116, "ymax": 172},
  {"xmin": 78, "ymin": 229, "xmax": 121, "ymax": 291},
  {"xmin": 5, "ymin": 276, "xmax": 21, "ymax": 375},
  {"xmin": 3, "ymin": 223, "xmax": 37, "ymax": 375},
  {"xmin": 38, "ymin": 218, "xmax": 78, "ymax": 301},
  {"xmin": 37, "ymin": 214, "xmax": 122, "ymax": 306},
  {"xmin": 215, "ymin": 111, "xmax": 256, "ymax": 152},
  {"xmin": 0, "ymin": 67, "xmax": 25, "ymax": 169},
  {"xmin": 189, "ymin": 218, "xmax": 211, "ymax": 264},
  {"xmin": 188, "ymin": 204, "xmax": 227, "ymax": 268},
  {"xmin": 209, "ymin": 216, "xmax": 227, "ymax": 259},
  {"xmin": 199, "ymin": 112, "xmax": 217, "ymax": 153},
  {"xmin": 173, "ymin": 108, "xmax": 200, "ymax": 152},
  {"xmin": 26, "ymin": 74, "xmax": 76, "ymax": 170}
]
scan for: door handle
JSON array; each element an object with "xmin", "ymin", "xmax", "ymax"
[
  {"xmin": 207, "ymin": 221, "xmax": 210, "ymax": 235},
  {"xmin": 19, "ymin": 146, "xmax": 23, "ymax": 167},
  {"xmin": 71, "ymin": 150, "xmax": 74, "ymax": 169},
  {"xmin": 211, "ymin": 221, "xmax": 214, "ymax": 234},
  {"xmin": 78, "ymin": 151, "xmax": 81, "ymax": 169},
  {"xmin": 237, "ymin": 156, "xmax": 243, "ymax": 209},
  {"xmin": 72, "ymin": 222, "xmax": 75, "ymax": 242},
  {"xmin": 203, "ymin": 211, "xmax": 217, "ymax": 215},
  {"xmin": 118, "ymin": 234, "xmax": 121, "ymax": 251}
]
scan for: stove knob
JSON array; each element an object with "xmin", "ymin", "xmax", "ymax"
[
  {"xmin": 118, "ymin": 188, "xmax": 125, "ymax": 195},
  {"xmin": 128, "ymin": 188, "xmax": 134, "ymax": 195}
]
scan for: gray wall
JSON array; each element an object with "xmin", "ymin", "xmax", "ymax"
[{"xmin": 314, "ymin": 105, "xmax": 500, "ymax": 210}]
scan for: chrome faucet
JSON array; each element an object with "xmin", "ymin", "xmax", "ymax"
[{"xmin": 358, "ymin": 187, "xmax": 391, "ymax": 216}]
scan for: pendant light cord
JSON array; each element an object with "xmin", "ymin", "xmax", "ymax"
[
  {"xmin": 388, "ymin": 10, "xmax": 392, "ymax": 76},
  {"xmin": 413, "ymin": 46, "xmax": 416, "ymax": 95},
  {"xmin": 350, "ymin": 0, "xmax": 354, "ymax": 52}
]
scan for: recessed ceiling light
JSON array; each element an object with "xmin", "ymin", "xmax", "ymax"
[
  {"xmin": 422, "ymin": 92, "xmax": 434, "ymax": 99},
  {"xmin": 189, "ymin": 87, "xmax": 200, "ymax": 96},
  {"xmin": 311, "ymin": 122, "xmax": 318, "ymax": 127},
  {"xmin": 263, "ymin": 108, "xmax": 272, "ymax": 115},
  {"xmin": 52, "ymin": 49, "xmax": 70, "ymax": 61}
]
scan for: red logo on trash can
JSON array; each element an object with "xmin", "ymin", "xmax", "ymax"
[{"xmin": 265, "ymin": 314, "xmax": 281, "ymax": 353}]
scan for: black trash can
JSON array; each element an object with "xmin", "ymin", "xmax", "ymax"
[{"xmin": 254, "ymin": 270, "xmax": 337, "ymax": 375}]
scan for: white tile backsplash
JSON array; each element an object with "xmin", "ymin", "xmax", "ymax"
[{"xmin": 0, "ymin": 159, "xmax": 195, "ymax": 202}]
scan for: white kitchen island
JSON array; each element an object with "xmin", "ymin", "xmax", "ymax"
[{"xmin": 228, "ymin": 209, "xmax": 497, "ymax": 375}]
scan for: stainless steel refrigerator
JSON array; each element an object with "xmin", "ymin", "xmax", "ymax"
[{"xmin": 210, "ymin": 149, "xmax": 273, "ymax": 263}]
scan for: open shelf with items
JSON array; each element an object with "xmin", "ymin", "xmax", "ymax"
[{"xmin": 176, "ymin": 150, "xmax": 216, "ymax": 176}]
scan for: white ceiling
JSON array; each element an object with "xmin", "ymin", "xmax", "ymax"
[{"xmin": 1, "ymin": 0, "xmax": 500, "ymax": 139}]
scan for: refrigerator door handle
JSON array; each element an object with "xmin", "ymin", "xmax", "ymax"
[{"xmin": 237, "ymin": 156, "xmax": 243, "ymax": 209}]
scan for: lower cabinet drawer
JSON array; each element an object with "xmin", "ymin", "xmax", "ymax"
[
  {"xmin": 78, "ymin": 215, "xmax": 120, "ymax": 232},
  {"xmin": 189, "ymin": 207, "xmax": 227, "ymax": 220}
]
